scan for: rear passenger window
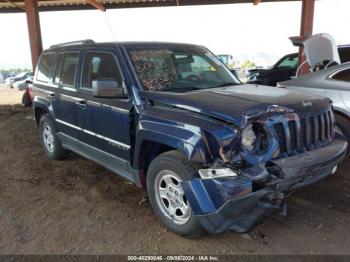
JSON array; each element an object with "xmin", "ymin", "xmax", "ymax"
[
  {"xmin": 339, "ymin": 48, "xmax": 350, "ymax": 64},
  {"xmin": 54, "ymin": 52, "xmax": 79, "ymax": 88},
  {"xmin": 81, "ymin": 52, "xmax": 123, "ymax": 89},
  {"xmin": 37, "ymin": 53, "xmax": 54, "ymax": 83},
  {"xmin": 332, "ymin": 68, "xmax": 350, "ymax": 82}
]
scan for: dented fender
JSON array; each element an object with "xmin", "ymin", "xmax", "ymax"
[{"xmin": 133, "ymin": 107, "xmax": 241, "ymax": 169}]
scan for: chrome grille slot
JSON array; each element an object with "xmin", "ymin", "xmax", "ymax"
[
  {"xmin": 274, "ymin": 123, "xmax": 287, "ymax": 155},
  {"xmin": 273, "ymin": 108, "xmax": 334, "ymax": 159},
  {"xmin": 288, "ymin": 120, "xmax": 297, "ymax": 153}
]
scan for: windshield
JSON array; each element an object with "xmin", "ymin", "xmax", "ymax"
[
  {"xmin": 127, "ymin": 46, "xmax": 240, "ymax": 92},
  {"xmin": 275, "ymin": 54, "xmax": 298, "ymax": 70},
  {"xmin": 218, "ymin": 55, "xmax": 229, "ymax": 65},
  {"xmin": 16, "ymin": 72, "xmax": 27, "ymax": 78}
]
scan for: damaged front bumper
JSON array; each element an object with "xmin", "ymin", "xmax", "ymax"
[{"xmin": 181, "ymin": 138, "xmax": 347, "ymax": 234}]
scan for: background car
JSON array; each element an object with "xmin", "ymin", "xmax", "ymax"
[
  {"xmin": 247, "ymin": 53, "xmax": 298, "ymax": 86},
  {"xmin": 13, "ymin": 76, "xmax": 33, "ymax": 90},
  {"xmin": 5, "ymin": 71, "xmax": 33, "ymax": 88},
  {"xmin": 278, "ymin": 62, "xmax": 350, "ymax": 151},
  {"xmin": 248, "ymin": 45, "xmax": 350, "ymax": 86},
  {"xmin": 217, "ymin": 54, "xmax": 239, "ymax": 79}
]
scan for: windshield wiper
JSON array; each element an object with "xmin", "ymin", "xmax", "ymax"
[
  {"xmin": 160, "ymin": 87, "xmax": 202, "ymax": 93},
  {"xmin": 214, "ymin": 82, "xmax": 239, "ymax": 88}
]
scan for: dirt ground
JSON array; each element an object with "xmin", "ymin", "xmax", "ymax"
[
  {"xmin": 0, "ymin": 85, "xmax": 349, "ymax": 255},
  {"xmin": 0, "ymin": 85, "xmax": 23, "ymax": 105}
]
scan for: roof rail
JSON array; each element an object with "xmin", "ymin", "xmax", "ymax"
[{"xmin": 50, "ymin": 39, "xmax": 95, "ymax": 49}]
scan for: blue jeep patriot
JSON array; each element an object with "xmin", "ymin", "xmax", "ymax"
[{"xmin": 32, "ymin": 40, "xmax": 347, "ymax": 238}]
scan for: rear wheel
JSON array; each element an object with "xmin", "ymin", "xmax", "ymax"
[
  {"xmin": 39, "ymin": 114, "xmax": 67, "ymax": 160},
  {"xmin": 147, "ymin": 150, "xmax": 205, "ymax": 238},
  {"xmin": 335, "ymin": 114, "xmax": 350, "ymax": 153}
]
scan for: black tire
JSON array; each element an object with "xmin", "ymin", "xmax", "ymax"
[
  {"xmin": 39, "ymin": 114, "xmax": 67, "ymax": 160},
  {"xmin": 335, "ymin": 114, "xmax": 350, "ymax": 153},
  {"xmin": 21, "ymin": 92, "xmax": 32, "ymax": 107},
  {"xmin": 146, "ymin": 150, "xmax": 205, "ymax": 238}
]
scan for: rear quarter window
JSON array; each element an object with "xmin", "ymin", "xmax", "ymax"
[
  {"xmin": 339, "ymin": 48, "xmax": 350, "ymax": 63},
  {"xmin": 331, "ymin": 68, "xmax": 350, "ymax": 82},
  {"xmin": 36, "ymin": 53, "xmax": 55, "ymax": 83}
]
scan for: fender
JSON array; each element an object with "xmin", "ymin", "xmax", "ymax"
[
  {"xmin": 133, "ymin": 119, "xmax": 208, "ymax": 169},
  {"xmin": 132, "ymin": 108, "xmax": 241, "ymax": 170},
  {"xmin": 333, "ymin": 105, "xmax": 350, "ymax": 119},
  {"xmin": 32, "ymin": 94, "xmax": 56, "ymax": 125}
]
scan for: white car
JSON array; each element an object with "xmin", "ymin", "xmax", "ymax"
[
  {"xmin": 0, "ymin": 73, "xmax": 5, "ymax": 84},
  {"xmin": 5, "ymin": 72, "xmax": 33, "ymax": 88},
  {"xmin": 13, "ymin": 76, "xmax": 33, "ymax": 90}
]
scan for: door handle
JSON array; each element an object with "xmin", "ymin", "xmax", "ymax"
[
  {"xmin": 47, "ymin": 93, "xmax": 56, "ymax": 101},
  {"xmin": 75, "ymin": 99, "xmax": 87, "ymax": 107}
]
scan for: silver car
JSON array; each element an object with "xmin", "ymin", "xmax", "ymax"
[
  {"xmin": 5, "ymin": 72, "xmax": 33, "ymax": 88},
  {"xmin": 279, "ymin": 62, "xmax": 350, "ymax": 151},
  {"xmin": 13, "ymin": 76, "xmax": 33, "ymax": 90}
]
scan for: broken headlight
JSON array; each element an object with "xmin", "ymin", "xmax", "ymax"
[{"xmin": 241, "ymin": 123, "xmax": 268, "ymax": 154}]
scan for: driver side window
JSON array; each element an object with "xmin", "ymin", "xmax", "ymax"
[{"xmin": 81, "ymin": 52, "xmax": 124, "ymax": 90}]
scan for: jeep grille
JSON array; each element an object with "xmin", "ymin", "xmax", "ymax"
[{"xmin": 273, "ymin": 107, "xmax": 334, "ymax": 158}]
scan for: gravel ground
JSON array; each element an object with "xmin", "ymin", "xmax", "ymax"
[{"xmin": 0, "ymin": 85, "xmax": 349, "ymax": 255}]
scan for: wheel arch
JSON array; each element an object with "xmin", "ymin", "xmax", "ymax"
[
  {"xmin": 34, "ymin": 107, "xmax": 48, "ymax": 126},
  {"xmin": 33, "ymin": 96, "xmax": 55, "ymax": 126},
  {"xmin": 133, "ymin": 128, "xmax": 209, "ymax": 188},
  {"xmin": 137, "ymin": 140, "xmax": 176, "ymax": 177},
  {"xmin": 334, "ymin": 108, "xmax": 350, "ymax": 122}
]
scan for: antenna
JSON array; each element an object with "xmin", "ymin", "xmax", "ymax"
[{"xmin": 102, "ymin": 11, "xmax": 116, "ymax": 42}]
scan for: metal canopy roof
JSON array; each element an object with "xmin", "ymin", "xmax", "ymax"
[{"xmin": 0, "ymin": 0, "xmax": 299, "ymax": 13}]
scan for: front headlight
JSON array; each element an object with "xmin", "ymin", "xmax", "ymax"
[
  {"xmin": 242, "ymin": 123, "xmax": 267, "ymax": 154},
  {"xmin": 242, "ymin": 124, "xmax": 257, "ymax": 152}
]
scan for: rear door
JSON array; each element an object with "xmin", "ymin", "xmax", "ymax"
[
  {"xmin": 52, "ymin": 51, "xmax": 81, "ymax": 140},
  {"xmin": 76, "ymin": 49, "xmax": 133, "ymax": 163}
]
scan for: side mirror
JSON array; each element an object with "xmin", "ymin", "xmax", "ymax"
[{"xmin": 92, "ymin": 79, "xmax": 124, "ymax": 98}]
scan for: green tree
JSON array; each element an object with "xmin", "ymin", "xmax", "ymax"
[{"xmin": 241, "ymin": 60, "xmax": 256, "ymax": 69}]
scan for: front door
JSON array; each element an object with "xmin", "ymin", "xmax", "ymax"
[{"xmin": 76, "ymin": 50, "xmax": 133, "ymax": 163}]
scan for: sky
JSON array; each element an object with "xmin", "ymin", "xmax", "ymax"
[{"xmin": 0, "ymin": 0, "xmax": 349, "ymax": 69}]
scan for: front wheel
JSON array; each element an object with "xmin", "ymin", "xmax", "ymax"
[{"xmin": 146, "ymin": 151, "xmax": 205, "ymax": 238}]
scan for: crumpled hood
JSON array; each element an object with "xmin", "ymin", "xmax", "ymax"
[{"xmin": 140, "ymin": 84, "xmax": 331, "ymax": 128}]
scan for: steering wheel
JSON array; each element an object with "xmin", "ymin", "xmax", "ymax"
[{"xmin": 185, "ymin": 74, "xmax": 199, "ymax": 81}]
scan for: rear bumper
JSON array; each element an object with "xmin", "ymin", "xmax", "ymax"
[{"xmin": 181, "ymin": 138, "xmax": 347, "ymax": 234}]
